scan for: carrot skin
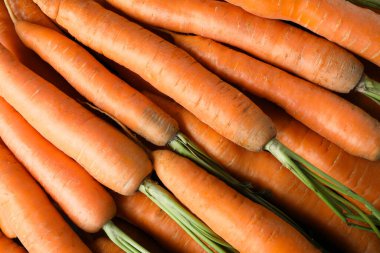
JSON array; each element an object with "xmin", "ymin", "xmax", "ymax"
[
  {"xmin": 0, "ymin": 212, "xmax": 16, "ymax": 239},
  {"xmin": 33, "ymin": 0, "xmax": 277, "ymax": 152},
  {"xmin": 0, "ymin": 97, "xmax": 117, "ymax": 233},
  {"xmin": 115, "ymin": 192, "xmax": 206, "ymax": 253},
  {"xmin": 0, "ymin": 231, "xmax": 27, "ymax": 253},
  {"xmin": 0, "ymin": 42, "xmax": 152, "ymax": 196},
  {"xmin": 0, "ymin": 141, "xmax": 91, "ymax": 253},
  {"xmin": 105, "ymin": 0, "xmax": 364, "ymax": 93},
  {"xmin": 153, "ymin": 150, "xmax": 319, "ymax": 253},
  {"xmin": 169, "ymin": 33, "xmax": 380, "ymax": 160},
  {"xmin": 15, "ymin": 21, "xmax": 179, "ymax": 146},
  {"xmin": 148, "ymin": 93, "xmax": 380, "ymax": 253}
]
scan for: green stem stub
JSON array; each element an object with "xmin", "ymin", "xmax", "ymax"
[
  {"xmin": 139, "ymin": 178, "xmax": 237, "ymax": 253},
  {"xmin": 168, "ymin": 132, "xmax": 321, "ymax": 249},
  {"xmin": 356, "ymin": 75, "xmax": 380, "ymax": 104},
  {"xmin": 265, "ymin": 139, "xmax": 380, "ymax": 238},
  {"xmin": 103, "ymin": 220, "xmax": 150, "ymax": 253},
  {"xmin": 348, "ymin": 0, "xmax": 380, "ymax": 8}
]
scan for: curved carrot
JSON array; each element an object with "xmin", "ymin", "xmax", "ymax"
[
  {"xmin": 0, "ymin": 231, "xmax": 27, "ymax": 253},
  {"xmin": 0, "ymin": 97, "xmax": 116, "ymax": 233},
  {"xmin": 225, "ymin": 0, "xmax": 380, "ymax": 67},
  {"xmin": 0, "ymin": 141, "xmax": 91, "ymax": 253},
  {"xmin": 168, "ymin": 32, "xmax": 380, "ymax": 161},
  {"xmin": 149, "ymin": 94, "xmax": 380, "ymax": 253},
  {"xmin": 153, "ymin": 150, "xmax": 319, "ymax": 253},
  {"xmin": 104, "ymin": 0, "xmax": 373, "ymax": 95},
  {"xmin": 115, "ymin": 192, "xmax": 206, "ymax": 253},
  {"xmin": 0, "ymin": 42, "xmax": 152, "ymax": 196},
  {"xmin": 14, "ymin": 20, "xmax": 179, "ymax": 147},
  {"xmin": 33, "ymin": 0, "xmax": 276, "ymax": 152}
]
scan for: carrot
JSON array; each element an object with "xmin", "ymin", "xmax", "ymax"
[
  {"xmin": 14, "ymin": 20, "xmax": 179, "ymax": 147},
  {"xmin": 0, "ymin": 140, "xmax": 91, "ymax": 253},
  {"xmin": 148, "ymin": 94, "xmax": 380, "ymax": 253},
  {"xmin": 103, "ymin": 0, "xmax": 380, "ymax": 101},
  {"xmin": 0, "ymin": 97, "xmax": 117, "ymax": 233},
  {"xmin": 153, "ymin": 150, "xmax": 319, "ymax": 253},
  {"xmin": 0, "ymin": 231, "xmax": 27, "ymax": 253},
  {"xmin": 0, "ymin": 42, "xmax": 151, "ymax": 195},
  {"xmin": 115, "ymin": 192, "xmax": 206, "ymax": 253},
  {"xmin": 167, "ymin": 32, "xmax": 380, "ymax": 161},
  {"xmin": 224, "ymin": 0, "xmax": 380, "ymax": 67},
  {"xmin": 33, "ymin": 0, "xmax": 276, "ymax": 152},
  {"xmin": 0, "ymin": 212, "xmax": 16, "ymax": 239}
]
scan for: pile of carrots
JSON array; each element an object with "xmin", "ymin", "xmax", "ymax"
[{"xmin": 0, "ymin": 0, "xmax": 379, "ymax": 252}]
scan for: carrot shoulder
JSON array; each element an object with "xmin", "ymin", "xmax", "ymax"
[
  {"xmin": 33, "ymin": 0, "xmax": 276, "ymax": 152},
  {"xmin": 0, "ymin": 42, "xmax": 152, "ymax": 196},
  {"xmin": 153, "ymin": 150, "xmax": 319, "ymax": 253},
  {"xmin": 0, "ymin": 141, "xmax": 91, "ymax": 253}
]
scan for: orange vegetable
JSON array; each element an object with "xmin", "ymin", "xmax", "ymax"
[
  {"xmin": 0, "ymin": 140, "xmax": 91, "ymax": 253},
  {"xmin": 0, "ymin": 231, "xmax": 27, "ymax": 253}
]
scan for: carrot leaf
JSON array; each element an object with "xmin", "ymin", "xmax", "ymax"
[
  {"xmin": 103, "ymin": 220, "xmax": 150, "ymax": 253},
  {"xmin": 265, "ymin": 138, "xmax": 380, "ymax": 237},
  {"xmin": 139, "ymin": 178, "xmax": 237, "ymax": 253},
  {"xmin": 169, "ymin": 132, "xmax": 323, "ymax": 249},
  {"xmin": 348, "ymin": 0, "xmax": 380, "ymax": 8},
  {"xmin": 356, "ymin": 75, "xmax": 380, "ymax": 104}
]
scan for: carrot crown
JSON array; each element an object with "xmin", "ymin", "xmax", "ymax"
[
  {"xmin": 265, "ymin": 138, "xmax": 380, "ymax": 237},
  {"xmin": 356, "ymin": 75, "xmax": 380, "ymax": 105}
]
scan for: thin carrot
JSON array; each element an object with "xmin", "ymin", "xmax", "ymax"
[
  {"xmin": 0, "ymin": 140, "xmax": 91, "ymax": 253},
  {"xmin": 153, "ymin": 150, "xmax": 319, "ymax": 253},
  {"xmin": 0, "ymin": 231, "xmax": 27, "ymax": 253},
  {"xmin": 148, "ymin": 94, "xmax": 380, "ymax": 253},
  {"xmin": 0, "ymin": 97, "xmax": 116, "ymax": 233},
  {"xmin": 167, "ymin": 32, "xmax": 380, "ymax": 161},
  {"xmin": 224, "ymin": 0, "xmax": 380, "ymax": 67},
  {"xmin": 115, "ymin": 192, "xmax": 206, "ymax": 253},
  {"xmin": 14, "ymin": 20, "xmax": 179, "ymax": 147},
  {"xmin": 33, "ymin": 0, "xmax": 276, "ymax": 152},
  {"xmin": 104, "ymin": 0, "xmax": 380, "ymax": 101}
]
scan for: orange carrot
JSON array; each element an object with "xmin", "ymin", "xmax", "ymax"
[
  {"xmin": 0, "ymin": 97, "xmax": 116, "ymax": 233},
  {"xmin": 14, "ymin": 21, "xmax": 179, "ymax": 147},
  {"xmin": 33, "ymin": 0, "xmax": 276, "ymax": 152},
  {"xmin": 148, "ymin": 94, "xmax": 380, "ymax": 253},
  {"xmin": 0, "ymin": 140, "xmax": 91, "ymax": 253},
  {"xmin": 0, "ymin": 42, "xmax": 151, "ymax": 196},
  {"xmin": 0, "ymin": 231, "xmax": 27, "ymax": 253},
  {"xmin": 115, "ymin": 192, "xmax": 206, "ymax": 253},
  {"xmin": 153, "ymin": 150, "xmax": 319, "ymax": 253},
  {"xmin": 168, "ymin": 32, "xmax": 380, "ymax": 161},
  {"xmin": 0, "ymin": 212, "xmax": 16, "ymax": 239},
  {"xmin": 224, "ymin": 0, "xmax": 380, "ymax": 67},
  {"xmin": 104, "ymin": 0, "xmax": 371, "ymax": 95}
]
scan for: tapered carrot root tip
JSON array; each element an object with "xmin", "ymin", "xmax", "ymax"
[
  {"xmin": 265, "ymin": 138, "xmax": 380, "ymax": 237},
  {"xmin": 138, "ymin": 178, "xmax": 237, "ymax": 253},
  {"xmin": 103, "ymin": 220, "xmax": 149, "ymax": 253},
  {"xmin": 356, "ymin": 75, "xmax": 380, "ymax": 105}
]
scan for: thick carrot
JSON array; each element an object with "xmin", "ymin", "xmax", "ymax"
[
  {"xmin": 33, "ymin": 0, "xmax": 276, "ymax": 152},
  {"xmin": 104, "ymin": 0, "xmax": 368, "ymax": 94},
  {"xmin": 0, "ymin": 42, "xmax": 151, "ymax": 196},
  {"xmin": 168, "ymin": 32, "xmax": 380, "ymax": 161},
  {"xmin": 115, "ymin": 192, "xmax": 206, "ymax": 253},
  {"xmin": 0, "ymin": 97, "xmax": 116, "ymax": 233},
  {"xmin": 14, "ymin": 21, "xmax": 179, "ymax": 147},
  {"xmin": 148, "ymin": 94, "xmax": 380, "ymax": 253},
  {"xmin": 0, "ymin": 140, "xmax": 91, "ymax": 253},
  {"xmin": 225, "ymin": 0, "xmax": 380, "ymax": 67},
  {"xmin": 0, "ymin": 231, "xmax": 27, "ymax": 253},
  {"xmin": 153, "ymin": 150, "xmax": 319, "ymax": 253}
]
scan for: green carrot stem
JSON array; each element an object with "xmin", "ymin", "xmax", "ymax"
[
  {"xmin": 103, "ymin": 220, "xmax": 150, "ymax": 253},
  {"xmin": 348, "ymin": 0, "xmax": 380, "ymax": 8},
  {"xmin": 168, "ymin": 132, "xmax": 322, "ymax": 248},
  {"xmin": 356, "ymin": 75, "xmax": 380, "ymax": 104},
  {"xmin": 265, "ymin": 138, "xmax": 380, "ymax": 237},
  {"xmin": 139, "ymin": 178, "xmax": 237, "ymax": 253}
]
